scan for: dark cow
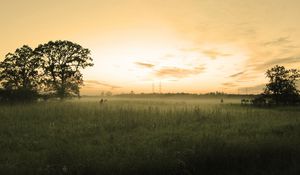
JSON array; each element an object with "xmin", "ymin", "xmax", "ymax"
[{"xmin": 99, "ymin": 98, "xmax": 108, "ymax": 104}]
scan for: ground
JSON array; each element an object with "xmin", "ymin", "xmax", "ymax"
[{"xmin": 0, "ymin": 97, "xmax": 299, "ymax": 175}]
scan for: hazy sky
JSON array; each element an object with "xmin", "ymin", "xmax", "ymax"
[{"xmin": 1, "ymin": 0, "xmax": 300, "ymax": 94}]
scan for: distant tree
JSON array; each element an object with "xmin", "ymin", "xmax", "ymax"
[
  {"xmin": 35, "ymin": 40, "xmax": 93, "ymax": 99},
  {"xmin": 100, "ymin": 91, "xmax": 105, "ymax": 97},
  {"xmin": 263, "ymin": 65, "xmax": 300, "ymax": 105},
  {"xmin": 105, "ymin": 91, "xmax": 113, "ymax": 97},
  {"xmin": 0, "ymin": 45, "xmax": 41, "ymax": 102}
]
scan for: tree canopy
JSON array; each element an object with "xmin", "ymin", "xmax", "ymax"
[
  {"xmin": 0, "ymin": 45, "xmax": 41, "ymax": 102},
  {"xmin": 35, "ymin": 40, "xmax": 93, "ymax": 99},
  {"xmin": 0, "ymin": 45, "xmax": 41, "ymax": 91},
  {"xmin": 0, "ymin": 41, "xmax": 93, "ymax": 102},
  {"xmin": 263, "ymin": 65, "xmax": 300, "ymax": 105}
]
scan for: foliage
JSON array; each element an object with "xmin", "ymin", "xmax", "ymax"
[
  {"xmin": 0, "ymin": 45, "xmax": 42, "ymax": 102},
  {"xmin": 0, "ymin": 45, "xmax": 42, "ymax": 90},
  {"xmin": 264, "ymin": 65, "xmax": 300, "ymax": 105},
  {"xmin": 0, "ymin": 41, "xmax": 93, "ymax": 102},
  {"xmin": 35, "ymin": 40, "xmax": 93, "ymax": 99}
]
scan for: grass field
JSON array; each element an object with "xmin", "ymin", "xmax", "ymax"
[{"xmin": 0, "ymin": 97, "xmax": 300, "ymax": 175}]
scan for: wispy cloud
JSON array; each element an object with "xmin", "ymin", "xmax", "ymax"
[
  {"xmin": 181, "ymin": 47, "xmax": 231, "ymax": 59},
  {"xmin": 85, "ymin": 80, "xmax": 121, "ymax": 89},
  {"xmin": 180, "ymin": 47, "xmax": 200, "ymax": 52},
  {"xmin": 163, "ymin": 54, "xmax": 175, "ymax": 58},
  {"xmin": 229, "ymin": 71, "xmax": 244, "ymax": 78},
  {"xmin": 263, "ymin": 37, "xmax": 291, "ymax": 46},
  {"xmin": 266, "ymin": 56, "xmax": 300, "ymax": 65},
  {"xmin": 202, "ymin": 49, "xmax": 231, "ymax": 59},
  {"xmin": 155, "ymin": 65, "xmax": 205, "ymax": 78},
  {"xmin": 253, "ymin": 56, "xmax": 300, "ymax": 71},
  {"xmin": 135, "ymin": 62, "xmax": 155, "ymax": 68},
  {"xmin": 222, "ymin": 82, "xmax": 238, "ymax": 87}
]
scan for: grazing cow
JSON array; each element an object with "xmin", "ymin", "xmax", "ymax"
[
  {"xmin": 99, "ymin": 98, "xmax": 108, "ymax": 104},
  {"xmin": 99, "ymin": 98, "xmax": 104, "ymax": 104}
]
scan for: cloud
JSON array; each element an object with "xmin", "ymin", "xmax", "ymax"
[
  {"xmin": 180, "ymin": 47, "xmax": 200, "ymax": 52},
  {"xmin": 181, "ymin": 47, "xmax": 231, "ymax": 59},
  {"xmin": 253, "ymin": 56, "xmax": 300, "ymax": 71},
  {"xmin": 285, "ymin": 45, "xmax": 299, "ymax": 49},
  {"xmin": 229, "ymin": 71, "xmax": 244, "ymax": 78},
  {"xmin": 155, "ymin": 65, "xmax": 205, "ymax": 78},
  {"xmin": 163, "ymin": 54, "xmax": 175, "ymax": 58},
  {"xmin": 266, "ymin": 56, "xmax": 300, "ymax": 65},
  {"xmin": 263, "ymin": 37, "xmax": 291, "ymax": 46},
  {"xmin": 202, "ymin": 49, "xmax": 232, "ymax": 59},
  {"xmin": 135, "ymin": 62, "xmax": 155, "ymax": 68},
  {"xmin": 85, "ymin": 80, "xmax": 121, "ymax": 89},
  {"xmin": 222, "ymin": 82, "xmax": 238, "ymax": 87}
]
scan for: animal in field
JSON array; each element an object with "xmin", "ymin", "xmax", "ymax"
[
  {"xmin": 220, "ymin": 98, "xmax": 224, "ymax": 103},
  {"xmin": 99, "ymin": 98, "xmax": 108, "ymax": 104},
  {"xmin": 241, "ymin": 99, "xmax": 252, "ymax": 105}
]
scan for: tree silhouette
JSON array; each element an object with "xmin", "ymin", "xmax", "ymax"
[
  {"xmin": 35, "ymin": 40, "xmax": 93, "ymax": 99},
  {"xmin": 264, "ymin": 65, "xmax": 300, "ymax": 105},
  {"xmin": 0, "ymin": 45, "xmax": 41, "ymax": 101}
]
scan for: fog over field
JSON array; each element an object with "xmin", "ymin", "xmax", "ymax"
[
  {"xmin": 1, "ymin": 97, "xmax": 300, "ymax": 174},
  {"xmin": 1, "ymin": 0, "xmax": 300, "ymax": 174}
]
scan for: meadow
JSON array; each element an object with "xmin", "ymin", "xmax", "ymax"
[{"xmin": 0, "ymin": 97, "xmax": 299, "ymax": 175}]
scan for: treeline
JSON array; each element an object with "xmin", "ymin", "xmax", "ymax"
[
  {"xmin": 117, "ymin": 65, "xmax": 300, "ymax": 106},
  {"xmin": 115, "ymin": 92, "xmax": 255, "ymax": 99},
  {"xmin": 0, "ymin": 40, "xmax": 93, "ymax": 103}
]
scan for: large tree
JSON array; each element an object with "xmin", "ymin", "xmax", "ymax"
[
  {"xmin": 35, "ymin": 40, "xmax": 93, "ymax": 99},
  {"xmin": 0, "ymin": 45, "xmax": 41, "ymax": 90},
  {"xmin": 264, "ymin": 65, "xmax": 300, "ymax": 104},
  {"xmin": 0, "ymin": 45, "xmax": 42, "ymax": 101}
]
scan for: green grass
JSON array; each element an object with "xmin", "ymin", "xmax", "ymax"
[{"xmin": 0, "ymin": 97, "xmax": 300, "ymax": 175}]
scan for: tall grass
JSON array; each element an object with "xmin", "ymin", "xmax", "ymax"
[{"xmin": 0, "ymin": 98, "xmax": 299, "ymax": 175}]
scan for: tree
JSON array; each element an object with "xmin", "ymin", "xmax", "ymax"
[
  {"xmin": 264, "ymin": 65, "xmax": 300, "ymax": 105},
  {"xmin": 0, "ymin": 45, "xmax": 41, "ymax": 102},
  {"xmin": 105, "ymin": 91, "xmax": 113, "ymax": 97},
  {"xmin": 35, "ymin": 40, "xmax": 93, "ymax": 99}
]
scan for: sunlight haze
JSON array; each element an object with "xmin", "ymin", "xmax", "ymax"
[{"xmin": 1, "ymin": 0, "xmax": 300, "ymax": 95}]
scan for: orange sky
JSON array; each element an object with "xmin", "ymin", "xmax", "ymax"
[{"xmin": 1, "ymin": 0, "xmax": 300, "ymax": 95}]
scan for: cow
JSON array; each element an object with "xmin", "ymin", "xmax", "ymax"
[
  {"xmin": 99, "ymin": 98, "xmax": 108, "ymax": 104},
  {"xmin": 241, "ymin": 99, "xmax": 252, "ymax": 105}
]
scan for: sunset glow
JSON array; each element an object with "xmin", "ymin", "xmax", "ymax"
[{"xmin": 1, "ymin": 0, "xmax": 300, "ymax": 95}]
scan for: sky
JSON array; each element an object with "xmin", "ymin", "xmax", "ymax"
[{"xmin": 1, "ymin": 0, "xmax": 300, "ymax": 95}]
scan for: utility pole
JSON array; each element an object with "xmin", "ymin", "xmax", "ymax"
[
  {"xmin": 152, "ymin": 82, "xmax": 155, "ymax": 93},
  {"xmin": 159, "ymin": 81, "xmax": 162, "ymax": 94}
]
